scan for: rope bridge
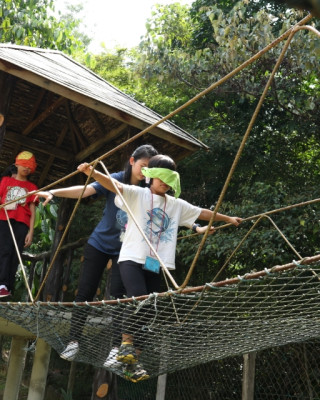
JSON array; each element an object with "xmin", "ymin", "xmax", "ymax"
[{"xmin": 1, "ymin": 255, "xmax": 320, "ymax": 380}]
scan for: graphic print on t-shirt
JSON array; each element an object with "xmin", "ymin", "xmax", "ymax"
[
  {"xmin": 116, "ymin": 208, "xmax": 128, "ymax": 242},
  {"xmin": 4, "ymin": 186, "xmax": 27, "ymax": 210},
  {"xmin": 146, "ymin": 207, "xmax": 174, "ymax": 244}
]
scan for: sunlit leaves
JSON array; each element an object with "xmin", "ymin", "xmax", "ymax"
[{"xmin": 0, "ymin": 0, "xmax": 88, "ymax": 53}]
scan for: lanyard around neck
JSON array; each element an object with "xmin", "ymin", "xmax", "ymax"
[{"xmin": 149, "ymin": 190, "xmax": 167, "ymax": 256}]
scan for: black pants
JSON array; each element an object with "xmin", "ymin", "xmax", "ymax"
[
  {"xmin": 0, "ymin": 220, "xmax": 28, "ymax": 292},
  {"xmin": 119, "ymin": 260, "xmax": 161, "ymax": 346},
  {"xmin": 70, "ymin": 243, "xmax": 125, "ymax": 345}
]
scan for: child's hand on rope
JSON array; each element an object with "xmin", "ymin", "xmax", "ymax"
[
  {"xmin": 198, "ymin": 225, "xmax": 215, "ymax": 235},
  {"xmin": 77, "ymin": 163, "xmax": 93, "ymax": 176},
  {"xmin": 228, "ymin": 216, "xmax": 242, "ymax": 226},
  {"xmin": 36, "ymin": 191, "xmax": 53, "ymax": 206}
]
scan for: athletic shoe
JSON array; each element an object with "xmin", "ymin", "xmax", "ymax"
[
  {"xmin": 60, "ymin": 341, "xmax": 79, "ymax": 361},
  {"xmin": 117, "ymin": 342, "xmax": 138, "ymax": 364},
  {"xmin": 103, "ymin": 347, "xmax": 121, "ymax": 369},
  {"xmin": 123, "ymin": 362, "xmax": 150, "ymax": 383},
  {"xmin": 0, "ymin": 287, "xmax": 10, "ymax": 298}
]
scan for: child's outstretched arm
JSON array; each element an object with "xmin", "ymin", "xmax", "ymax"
[
  {"xmin": 77, "ymin": 163, "xmax": 123, "ymax": 194},
  {"xmin": 198, "ymin": 209, "xmax": 242, "ymax": 226},
  {"xmin": 37, "ymin": 185, "xmax": 97, "ymax": 206}
]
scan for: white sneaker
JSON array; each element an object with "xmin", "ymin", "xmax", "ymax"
[
  {"xmin": 60, "ymin": 341, "xmax": 79, "ymax": 361},
  {"xmin": 103, "ymin": 347, "xmax": 121, "ymax": 369}
]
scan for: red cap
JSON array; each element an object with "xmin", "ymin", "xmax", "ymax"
[{"xmin": 15, "ymin": 151, "xmax": 37, "ymax": 173}]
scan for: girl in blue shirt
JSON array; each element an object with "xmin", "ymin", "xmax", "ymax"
[{"xmin": 38, "ymin": 145, "xmax": 158, "ymax": 365}]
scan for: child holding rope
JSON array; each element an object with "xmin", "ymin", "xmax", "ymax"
[
  {"xmin": 0, "ymin": 151, "xmax": 38, "ymax": 298},
  {"xmin": 78, "ymin": 154, "xmax": 242, "ymax": 382},
  {"xmin": 37, "ymin": 144, "xmax": 158, "ymax": 366}
]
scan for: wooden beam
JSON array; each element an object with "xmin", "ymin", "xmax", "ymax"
[
  {"xmin": 6, "ymin": 130, "xmax": 72, "ymax": 160},
  {"xmin": 75, "ymin": 123, "xmax": 128, "ymax": 161},
  {"xmin": 38, "ymin": 123, "xmax": 69, "ymax": 186},
  {"xmin": 3, "ymin": 337, "xmax": 28, "ymax": 400},
  {"xmin": 87, "ymin": 108, "xmax": 107, "ymax": 138},
  {"xmin": 27, "ymin": 339, "xmax": 51, "ymax": 400},
  {"xmin": 0, "ymin": 317, "xmax": 34, "ymax": 337},
  {"xmin": 22, "ymin": 96, "xmax": 66, "ymax": 136},
  {"xmin": 156, "ymin": 375, "xmax": 167, "ymax": 400},
  {"xmin": 65, "ymin": 101, "xmax": 87, "ymax": 149},
  {"xmin": 27, "ymin": 88, "xmax": 46, "ymax": 125}
]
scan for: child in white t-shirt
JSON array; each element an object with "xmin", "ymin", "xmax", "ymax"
[{"xmin": 78, "ymin": 154, "xmax": 242, "ymax": 382}]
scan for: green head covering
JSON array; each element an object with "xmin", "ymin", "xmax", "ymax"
[{"xmin": 142, "ymin": 167, "xmax": 181, "ymax": 198}]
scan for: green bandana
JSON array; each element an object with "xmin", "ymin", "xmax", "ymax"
[{"xmin": 142, "ymin": 167, "xmax": 181, "ymax": 198}]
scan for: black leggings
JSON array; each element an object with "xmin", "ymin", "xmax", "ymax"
[
  {"xmin": 0, "ymin": 220, "xmax": 28, "ymax": 292},
  {"xmin": 119, "ymin": 260, "xmax": 161, "ymax": 344},
  {"xmin": 70, "ymin": 243, "xmax": 125, "ymax": 344}
]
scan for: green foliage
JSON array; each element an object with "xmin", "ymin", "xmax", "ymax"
[
  {"xmin": 123, "ymin": 1, "xmax": 320, "ymax": 284},
  {"xmin": 61, "ymin": 388, "xmax": 73, "ymax": 400},
  {"xmin": 31, "ymin": 201, "xmax": 58, "ymax": 252},
  {"xmin": 0, "ymin": 0, "xmax": 89, "ymax": 53},
  {"xmin": 84, "ymin": 46, "xmax": 134, "ymax": 92},
  {"xmin": 176, "ymin": 183, "xmax": 320, "ymax": 284},
  {"xmin": 13, "ymin": 201, "xmax": 58, "ymax": 300}
]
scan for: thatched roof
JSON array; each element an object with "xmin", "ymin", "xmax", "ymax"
[{"xmin": 0, "ymin": 44, "xmax": 208, "ymax": 189}]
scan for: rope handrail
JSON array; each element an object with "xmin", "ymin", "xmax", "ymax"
[
  {"xmin": 181, "ymin": 21, "xmax": 319, "ymax": 289},
  {"xmin": 179, "ymin": 196, "xmax": 320, "ymax": 240},
  {"xmin": 3, "ymin": 252, "xmax": 320, "ymax": 308}
]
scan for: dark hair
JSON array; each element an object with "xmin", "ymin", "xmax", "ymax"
[
  {"xmin": 146, "ymin": 155, "xmax": 177, "ymax": 188},
  {"xmin": 1, "ymin": 164, "xmax": 17, "ymax": 178},
  {"xmin": 123, "ymin": 144, "xmax": 158, "ymax": 184},
  {"xmin": 148, "ymin": 154, "xmax": 176, "ymax": 171}
]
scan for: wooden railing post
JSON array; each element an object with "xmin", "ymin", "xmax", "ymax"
[{"xmin": 242, "ymin": 352, "xmax": 256, "ymax": 400}]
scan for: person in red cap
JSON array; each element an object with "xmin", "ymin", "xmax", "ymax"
[{"xmin": 0, "ymin": 151, "xmax": 39, "ymax": 298}]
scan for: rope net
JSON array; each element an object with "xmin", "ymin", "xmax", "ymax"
[{"xmin": 1, "ymin": 255, "xmax": 320, "ymax": 380}]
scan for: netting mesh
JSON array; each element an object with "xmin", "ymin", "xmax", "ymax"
[{"xmin": 0, "ymin": 256, "xmax": 320, "ymax": 381}]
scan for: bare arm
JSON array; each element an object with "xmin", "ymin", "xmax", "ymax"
[
  {"xmin": 198, "ymin": 209, "xmax": 242, "ymax": 226},
  {"xmin": 25, "ymin": 202, "xmax": 36, "ymax": 247},
  {"xmin": 37, "ymin": 185, "xmax": 97, "ymax": 206},
  {"xmin": 77, "ymin": 163, "xmax": 123, "ymax": 194}
]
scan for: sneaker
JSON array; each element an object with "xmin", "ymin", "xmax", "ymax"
[
  {"xmin": 0, "ymin": 287, "xmax": 10, "ymax": 298},
  {"xmin": 103, "ymin": 347, "xmax": 121, "ymax": 369},
  {"xmin": 60, "ymin": 341, "xmax": 79, "ymax": 361},
  {"xmin": 117, "ymin": 342, "xmax": 138, "ymax": 364},
  {"xmin": 123, "ymin": 363, "xmax": 150, "ymax": 383}
]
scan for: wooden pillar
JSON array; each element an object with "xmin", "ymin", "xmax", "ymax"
[
  {"xmin": 156, "ymin": 374, "xmax": 167, "ymax": 400},
  {"xmin": 242, "ymin": 352, "xmax": 256, "ymax": 400},
  {"xmin": 3, "ymin": 336, "xmax": 28, "ymax": 400},
  {"xmin": 27, "ymin": 338, "xmax": 51, "ymax": 400}
]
